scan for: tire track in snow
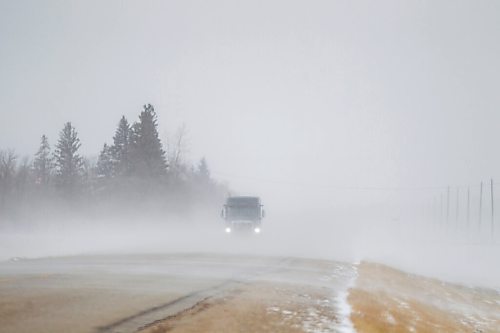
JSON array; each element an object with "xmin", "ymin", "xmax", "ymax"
[{"xmin": 96, "ymin": 257, "xmax": 294, "ymax": 333}]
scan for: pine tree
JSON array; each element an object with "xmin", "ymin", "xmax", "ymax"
[
  {"xmin": 53, "ymin": 122, "xmax": 84, "ymax": 193},
  {"xmin": 33, "ymin": 135, "xmax": 53, "ymax": 186},
  {"xmin": 129, "ymin": 104, "xmax": 167, "ymax": 177},
  {"xmin": 97, "ymin": 143, "xmax": 114, "ymax": 179},
  {"xmin": 111, "ymin": 116, "xmax": 130, "ymax": 176}
]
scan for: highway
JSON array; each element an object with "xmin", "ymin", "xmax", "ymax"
[{"xmin": 0, "ymin": 254, "xmax": 357, "ymax": 333}]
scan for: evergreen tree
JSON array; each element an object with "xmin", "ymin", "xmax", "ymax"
[
  {"xmin": 111, "ymin": 116, "xmax": 130, "ymax": 176},
  {"xmin": 53, "ymin": 122, "xmax": 84, "ymax": 193},
  {"xmin": 33, "ymin": 135, "xmax": 53, "ymax": 186},
  {"xmin": 97, "ymin": 143, "xmax": 114, "ymax": 179},
  {"xmin": 129, "ymin": 104, "xmax": 167, "ymax": 177}
]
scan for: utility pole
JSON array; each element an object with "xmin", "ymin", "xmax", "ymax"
[
  {"xmin": 446, "ymin": 186, "xmax": 450, "ymax": 226},
  {"xmin": 440, "ymin": 193, "xmax": 444, "ymax": 226},
  {"xmin": 467, "ymin": 186, "xmax": 470, "ymax": 228},
  {"xmin": 479, "ymin": 181, "xmax": 483, "ymax": 230},
  {"xmin": 434, "ymin": 196, "xmax": 439, "ymax": 227},
  {"xmin": 456, "ymin": 187, "xmax": 460, "ymax": 227},
  {"xmin": 432, "ymin": 196, "xmax": 437, "ymax": 228},
  {"xmin": 491, "ymin": 179, "xmax": 495, "ymax": 238}
]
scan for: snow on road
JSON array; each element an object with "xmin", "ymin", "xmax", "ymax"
[
  {"xmin": 331, "ymin": 263, "xmax": 358, "ymax": 333},
  {"xmin": 138, "ymin": 258, "xmax": 359, "ymax": 333},
  {"xmin": 0, "ymin": 254, "xmax": 357, "ymax": 333},
  {"xmin": 1, "ymin": 254, "xmax": 499, "ymax": 333}
]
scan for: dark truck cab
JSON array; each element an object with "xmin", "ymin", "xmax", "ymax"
[{"xmin": 221, "ymin": 196, "xmax": 265, "ymax": 234}]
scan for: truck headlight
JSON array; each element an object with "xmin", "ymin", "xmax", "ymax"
[
  {"xmin": 254, "ymin": 227, "xmax": 261, "ymax": 234},
  {"xmin": 225, "ymin": 227, "xmax": 231, "ymax": 233}
]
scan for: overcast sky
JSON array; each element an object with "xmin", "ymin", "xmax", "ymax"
[{"xmin": 1, "ymin": 0, "xmax": 500, "ymax": 215}]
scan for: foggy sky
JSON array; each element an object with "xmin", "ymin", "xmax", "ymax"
[{"xmin": 1, "ymin": 0, "xmax": 500, "ymax": 215}]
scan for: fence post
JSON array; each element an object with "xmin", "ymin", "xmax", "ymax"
[
  {"xmin": 467, "ymin": 186, "xmax": 470, "ymax": 229},
  {"xmin": 479, "ymin": 181, "xmax": 483, "ymax": 231},
  {"xmin": 491, "ymin": 179, "xmax": 495, "ymax": 239}
]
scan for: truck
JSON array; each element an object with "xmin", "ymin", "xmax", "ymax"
[{"xmin": 221, "ymin": 196, "xmax": 265, "ymax": 234}]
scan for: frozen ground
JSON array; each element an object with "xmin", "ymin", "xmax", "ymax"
[
  {"xmin": 1, "ymin": 253, "xmax": 499, "ymax": 333},
  {"xmin": 0, "ymin": 254, "xmax": 357, "ymax": 333},
  {"xmin": 1, "ymin": 220, "xmax": 500, "ymax": 332},
  {"xmin": 350, "ymin": 262, "xmax": 500, "ymax": 332}
]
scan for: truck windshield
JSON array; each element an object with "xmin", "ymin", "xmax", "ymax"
[
  {"xmin": 226, "ymin": 197, "xmax": 261, "ymax": 220},
  {"xmin": 227, "ymin": 197, "xmax": 260, "ymax": 206},
  {"xmin": 227, "ymin": 206, "xmax": 260, "ymax": 220}
]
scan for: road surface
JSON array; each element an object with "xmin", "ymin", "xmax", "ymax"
[{"xmin": 0, "ymin": 254, "xmax": 499, "ymax": 333}]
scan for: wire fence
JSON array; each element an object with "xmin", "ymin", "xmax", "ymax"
[
  {"xmin": 431, "ymin": 179, "xmax": 496, "ymax": 241},
  {"xmin": 212, "ymin": 171, "xmax": 498, "ymax": 241}
]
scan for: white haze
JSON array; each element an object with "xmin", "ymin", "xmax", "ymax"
[{"xmin": 1, "ymin": 0, "xmax": 500, "ymax": 290}]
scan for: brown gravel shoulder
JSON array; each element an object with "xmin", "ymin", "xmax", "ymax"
[{"xmin": 349, "ymin": 262, "xmax": 500, "ymax": 333}]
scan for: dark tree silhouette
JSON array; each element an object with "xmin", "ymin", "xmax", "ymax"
[
  {"xmin": 129, "ymin": 104, "xmax": 167, "ymax": 178},
  {"xmin": 53, "ymin": 122, "xmax": 84, "ymax": 194},
  {"xmin": 33, "ymin": 135, "xmax": 53, "ymax": 186},
  {"xmin": 0, "ymin": 105, "xmax": 228, "ymax": 222},
  {"xmin": 111, "ymin": 116, "xmax": 130, "ymax": 176},
  {"xmin": 197, "ymin": 157, "xmax": 211, "ymax": 183},
  {"xmin": 0, "ymin": 150, "xmax": 17, "ymax": 209},
  {"xmin": 97, "ymin": 143, "xmax": 114, "ymax": 179}
]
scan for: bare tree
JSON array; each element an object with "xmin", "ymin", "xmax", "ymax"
[
  {"xmin": 15, "ymin": 156, "xmax": 33, "ymax": 200},
  {"xmin": 0, "ymin": 150, "xmax": 17, "ymax": 183},
  {"xmin": 166, "ymin": 123, "xmax": 190, "ymax": 179},
  {"xmin": 0, "ymin": 150, "xmax": 17, "ymax": 209}
]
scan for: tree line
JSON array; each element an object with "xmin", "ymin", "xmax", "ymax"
[{"xmin": 0, "ymin": 104, "xmax": 226, "ymax": 226}]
